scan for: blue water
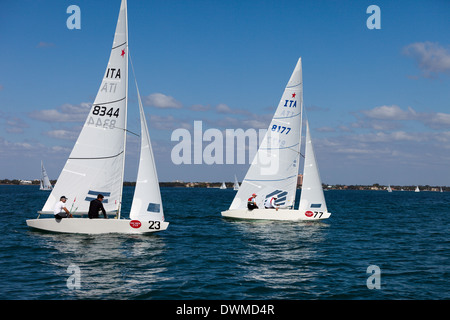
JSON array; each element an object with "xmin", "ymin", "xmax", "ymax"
[{"xmin": 0, "ymin": 185, "xmax": 448, "ymax": 300}]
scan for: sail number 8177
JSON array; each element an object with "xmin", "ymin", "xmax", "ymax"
[{"xmin": 271, "ymin": 125, "xmax": 291, "ymax": 134}]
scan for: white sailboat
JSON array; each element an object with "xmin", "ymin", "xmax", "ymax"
[
  {"xmin": 415, "ymin": 186, "xmax": 420, "ymax": 192},
  {"xmin": 221, "ymin": 58, "xmax": 331, "ymax": 221},
  {"xmin": 39, "ymin": 161, "xmax": 52, "ymax": 191},
  {"xmin": 233, "ymin": 175, "xmax": 240, "ymax": 191},
  {"xmin": 387, "ymin": 185, "xmax": 392, "ymax": 192},
  {"xmin": 27, "ymin": 0, "xmax": 168, "ymax": 234},
  {"xmin": 220, "ymin": 182, "xmax": 227, "ymax": 189}
]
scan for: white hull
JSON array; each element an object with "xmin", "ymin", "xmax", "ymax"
[
  {"xmin": 221, "ymin": 208, "xmax": 331, "ymax": 221},
  {"xmin": 26, "ymin": 218, "xmax": 169, "ymax": 234}
]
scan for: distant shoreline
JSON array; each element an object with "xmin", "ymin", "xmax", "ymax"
[{"xmin": 0, "ymin": 179, "xmax": 447, "ymax": 192}]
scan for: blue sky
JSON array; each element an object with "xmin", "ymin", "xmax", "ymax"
[{"xmin": 1, "ymin": 0, "xmax": 449, "ymax": 185}]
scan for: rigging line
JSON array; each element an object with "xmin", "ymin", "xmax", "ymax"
[
  {"xmin": 287, "ymin": 146, "xmax": 304, "ymax": 158},
  {"xmin": 69, "ymin": 150, "xmax": 124, "ymax": 160},
  {"xmin": 113, "ymin": 126, "xmax": 139, "ymax": 137}
]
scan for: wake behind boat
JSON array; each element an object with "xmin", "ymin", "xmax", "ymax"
[
  {"xmin": 27, "ymin": 0, "xmax": 168, "ymax": 234},
  {"xmin": 221, "ymin": 58, "xmax": 331, "ymax": 221}
]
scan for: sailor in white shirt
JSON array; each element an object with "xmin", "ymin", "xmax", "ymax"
[
  {"xmin": 54, "ymin": 196, "xmax": 72, "ymax": 219},
  {"xmin": 264, "ymin": 196, "xmax": 279, "ymax": 211}
]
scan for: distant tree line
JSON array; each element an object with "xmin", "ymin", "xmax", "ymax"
[{"xmin": 0, "ymin": 179, "xmax": 447, "ymax": 191}]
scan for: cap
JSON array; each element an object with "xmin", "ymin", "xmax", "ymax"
[
  {"xmin": 252, "ymin": 193, "xmax": 257, "ymax": 197},
  {"xmin": 60, "ymin": 196, "xmax": 68, "ymax": 200}
]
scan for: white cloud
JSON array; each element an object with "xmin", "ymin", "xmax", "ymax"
[
  {"xmin": 403, "ymin": 41, "xmax": 450, "ymax": 78},
  {"xmin": 45, "ymin": 129, "xmax": 79, "ymax": 140},
  {"xmin": 362, "ymin": 105, "xmax": 416, "ymax": 120},
  {"xmin": 359, "ymin": 105, "xmax": 450, "ymax": 130},
  {"xmin": 4, "ymin": 117, "xmax": 29, "ymax": 134},
  {"xmin": 29, "ymin": 103, "xmax": 91, "ymax": 122},
  {"xmin": 144, "ymin": 93, "xmax": 182, "ymax": 109}
]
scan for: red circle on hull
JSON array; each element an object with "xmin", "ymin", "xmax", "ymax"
[
  {"xmin": 305, "ymin": 211, "xmax": 314, "ymax": 217},
  {"xmin": 130, "ymin": 220, "xmax": 141, "ymax": 228}
]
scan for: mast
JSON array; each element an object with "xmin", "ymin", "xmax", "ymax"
[{"xmin": 117, "ymin": 0, "xmax": 128, "ymax": 219}]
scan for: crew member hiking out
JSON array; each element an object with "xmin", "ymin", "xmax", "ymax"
[{"xmin": 247, "ymin": 193, "xmax": 258, "ymax": 210}]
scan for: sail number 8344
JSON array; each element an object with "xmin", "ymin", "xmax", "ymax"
[{"xmin": 87, "ymin": 106, "xmax": 120, "ymax": 129}]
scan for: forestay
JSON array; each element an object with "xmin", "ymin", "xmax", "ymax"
[
  {"xmin": 229, "ymin": 58, "xmax": 303, "ymax": 210},
  {"xmin": 42, "ymin": 0, "xmax": 128, "ymax": 215}
]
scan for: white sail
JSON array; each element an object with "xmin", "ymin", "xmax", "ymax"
[
  {"xmin": 298, "ymin": 121, "xmax": 327, "ymax": 214},
  {"xmin": 229, "ymin": 58, "xmax": 303, "ymax": 210},
  {"xmin": 387, "ymin": 185, "xmax": 392, "ymax": 192},
  {"xmin": 40, "ymin": 161, "xmax": 52, "ymax": 190},
  {"xmin": 233, "ymin": 175, "xmax": 240, "ymax": 191},
  {"xmin": 129, "ymin": 82, "xmax": 164, "ymax": 222},
  {"xmin": 220, "ymin": 182, "xmax": 227, "ymax": 189},
  {"xmin": 415, "ymin": 186, "xmax": 420, "ymax": 192},
  {"xmin": 41, "ymin": 0, "xmax": 128, "ymax": 215}
]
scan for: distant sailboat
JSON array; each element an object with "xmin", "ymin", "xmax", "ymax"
[
  {"xmin": 233, "ymin": 175, "xmax": 240, "ymax": 191},
  {"xmin": 221, "ymin": 58, "xmax": 330, "ymax": 221},
  {"xmin": 39, "ymin": 161, "xmax": 52, "ymax": 191},
  {"xmin": 27, "ymin": 0, "xmax": 168, "ymax": 234},
  {"xmin": 415, "ymin": 186, "xmax": 420, "ymax": 192},
  {"xmin": 220, "ymin": 182, "xmax": 227, "ymax": 189},
  {"xmin": 387, "ymin": 185, "xmax": 392, "ymax": 192}
]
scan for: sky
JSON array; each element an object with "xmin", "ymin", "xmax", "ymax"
[{"xmin": 0, "ymin": 0, "xmax": 449, "ymax": 186}]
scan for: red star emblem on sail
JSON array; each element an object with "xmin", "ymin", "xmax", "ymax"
[
  {"xmin": 292, "ymin": 93, "xmax": 296, "ymax": 98},
  {"xmin": 121, "ymin": 49, "xmax": 125, "ymax": 57}
]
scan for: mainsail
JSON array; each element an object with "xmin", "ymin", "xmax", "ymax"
[
  {"xmin": 42, "ymin": 0, "xmax": 128, "ymax": 215},
  {"xmin": 229, "ymin": 58, "xmax": 303, "ymax": 210}
]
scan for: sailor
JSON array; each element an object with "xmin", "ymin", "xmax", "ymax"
[
  {"xmin": 54, "ymin": 196, "xmax": 72, "ymax": 219},
  {"xmin": 264, "ymin": 196, "xmax": 279, "ymax": 211},
  {"xmin": 247, "ymin": 193, "xmax": 258, "ymax": 210},
  {"xmin": 88, "ymin": 194, "xmax": 108, "ymax": 219}
]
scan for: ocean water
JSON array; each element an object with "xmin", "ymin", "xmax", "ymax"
[{"xmin": 0, "ymin": 185, "xmax": 448, "ymax": 300}]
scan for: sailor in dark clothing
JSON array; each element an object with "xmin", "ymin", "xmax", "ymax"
[{"xmin": 88, "ymin": 194, "xmax": 108, "ymax": 219}]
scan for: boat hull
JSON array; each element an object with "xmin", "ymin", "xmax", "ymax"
[
  {"xmin": 26, "ymin": 218, "xmax": 169, "ymax": 234},
  {"xmin": 221, "ymin": 208, "xmax": 331, "ymax": 221}
]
